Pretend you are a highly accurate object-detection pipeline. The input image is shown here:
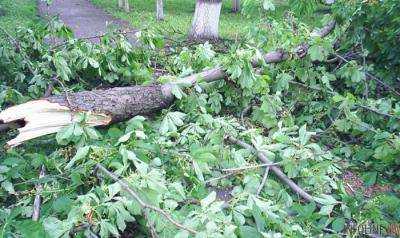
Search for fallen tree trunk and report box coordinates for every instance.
[0,21,336,147]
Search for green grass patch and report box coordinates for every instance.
[91,0,275,39]
[0,0,41,33]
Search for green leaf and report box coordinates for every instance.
[201,191,216,208]
[43,217,71,238]
[56,125,74,145]
[66,146,90,169]
[16,220,48,238]
[159,111,186,134]
[319,205,335,215]
[192,160,204,182]
[362,171,377,187]
[276,73,292,91]
[299,124,314,145]
[52,196,72,214]
[88,58,99,68]
[263,0,275,11]
[175,230,189,238]
[1,181,15,194]
[171,84,185,99]
[309,45,326,61]
[331,217,345,232]
[85,127,100,140]
[108,182,121,199]
[238,226,261,238]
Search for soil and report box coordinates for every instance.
[37,0,137,44]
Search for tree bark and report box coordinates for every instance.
[123,0,130,12]
[156,0,164,21]
[189,0,222,41]
[232,0,240,13]
[118,0,123,8]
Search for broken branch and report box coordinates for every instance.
[32,165,46,221]
[226,136,318,205]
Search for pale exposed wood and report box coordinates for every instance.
[0,100,111,147]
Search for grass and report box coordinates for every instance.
[91,0,269,39]
[0,0,41,33]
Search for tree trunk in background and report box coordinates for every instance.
[118,0,123,9]
[123,0,130,12]
[188,0,222,41]
[156,0,164,21]
[232,0,240,13]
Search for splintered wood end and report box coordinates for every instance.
[0,100,112,147]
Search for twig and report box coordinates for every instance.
[51,30,137,49]
[222,162,280,172]
[143,209,159,238]
[32,165,46,221]
[205,172,238,184]
[51,76,73,108]
[289,80,400,120]
[95,164,197,234]
[206,162,280,184]
[43,81,54,98]
[334,53,400,97]
[226,136,318,205]
[256,167,270,196]
[240,105,252,124]
[357,104,400,120]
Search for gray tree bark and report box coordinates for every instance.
[156,0,164,21]
[47,85,173,123]
[123,0,130,12]
[232,0,240,13]
[118,0,130,12]
[189,0,222,40]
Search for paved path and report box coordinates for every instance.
[38,0,137,44]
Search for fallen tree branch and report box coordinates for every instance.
[95,163,197,235]
[0,21,336,147]
[222,162,280,172]
[32,165,46,221]
[226,136,318,205]
[256,167,270,196]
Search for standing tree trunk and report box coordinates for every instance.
[232,0,240,13]
[188,0,222,41]
[118,0,130,12]
[156,0,164,21]
[123,0,130,12]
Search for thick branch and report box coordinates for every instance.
[226,136,318,205]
